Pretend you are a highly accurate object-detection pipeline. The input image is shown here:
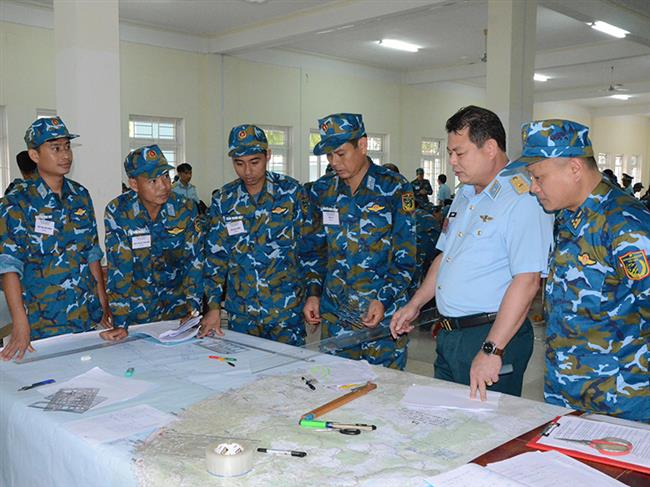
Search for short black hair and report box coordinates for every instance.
[16,151,37,176]
[445,105,506,152]
[382,163,400,174]
[177,163,192,173]
[437,174,447,184]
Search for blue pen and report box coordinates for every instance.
[18,379,55,391]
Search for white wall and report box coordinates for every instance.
[533,101,592,128]
[591,115,650,186]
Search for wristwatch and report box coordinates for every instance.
[481,341,504,357]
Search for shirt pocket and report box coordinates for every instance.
[360,208,392,254]
[156,232,187,287]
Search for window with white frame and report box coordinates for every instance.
[308,130,329,181]
[421,138,445,203]
[367,133,387,164]
[597,152,642,183]
[0,107,9,195]
[128,116,184,178]
[259,125,290,175]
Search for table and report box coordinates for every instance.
[2,325,571,486]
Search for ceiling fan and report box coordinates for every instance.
[602,65,629,93]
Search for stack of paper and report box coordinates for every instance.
[425,450,626,486]
[401,384,501,412]
[133,316,201,343]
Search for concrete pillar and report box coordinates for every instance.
[54,0,122,250]
[486,0,537,158]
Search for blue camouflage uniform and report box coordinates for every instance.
[306,113,417,369]
[519,120,650,421]
[411,172,433,208]
[435,162,554,395]
[204,125,313,346]
[412,207,440,291]
[0,117,103,339]
[104,145,203,328]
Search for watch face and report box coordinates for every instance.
[482,342,495,354]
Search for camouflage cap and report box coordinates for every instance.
[313,113,366,155]
[24,116,79,149]
[515,119,593,165]
[124,144,174,179]
[228,124,268,157]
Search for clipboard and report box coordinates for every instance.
[526,415,650,475]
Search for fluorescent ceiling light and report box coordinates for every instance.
[610,94,631,100]
[534,73,550,82]
[377,39,420,53]
[589,21,629,39]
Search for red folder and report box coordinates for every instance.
[526,416,650,475]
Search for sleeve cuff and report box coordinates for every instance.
[0,254,24,278]
[307,283,322,297]
[87,244,104,263]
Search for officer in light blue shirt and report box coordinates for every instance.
[391,106,553,400]
[171,163,200,203]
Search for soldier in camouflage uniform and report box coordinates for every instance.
[303,113,416,369]
[0,117,111,360]
[201,125,313,346]
[522,119,649,422]
[411,168,433,208]
[103,145,203,340]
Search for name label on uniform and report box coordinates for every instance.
[35,217,55,236]
[322,208,340,226]
[226,219,246,236]
[132,234,151,249]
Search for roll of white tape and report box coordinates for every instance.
[205,441,253,477]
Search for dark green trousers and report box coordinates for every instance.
[434,319,534,396]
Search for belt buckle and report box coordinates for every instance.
[439,318,452,331]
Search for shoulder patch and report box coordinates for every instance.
[509,175,529,195]
[402,192,415,213]
[619,250,649,280]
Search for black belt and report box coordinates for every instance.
[437,312,498,331]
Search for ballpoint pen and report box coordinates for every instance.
[299,419,377,432]
[18,379,55,391]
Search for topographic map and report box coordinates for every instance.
[135,364,567,486]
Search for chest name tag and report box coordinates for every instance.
[322,210,340,226]
[132,234,151,249]
[226,219,246,236]
[35,217,55,236]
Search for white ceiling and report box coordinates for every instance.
[12,0,650,113]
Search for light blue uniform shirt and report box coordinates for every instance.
[437,183,451,205]
[172,181,200,203]
[435,166,553,317]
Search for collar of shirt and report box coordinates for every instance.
[557,179,611,236]
[130,191,176,221]
[236,171,276,205]
[32,176,77,203]
[335,160,378,197]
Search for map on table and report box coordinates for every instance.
[134,366,567,486]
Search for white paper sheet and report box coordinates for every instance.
[537,414,650,469]
[487,450,626,486]
[38,367,155,411]
[401,384,501,412]
[64,404,176,445]
[307,360,377,390]
[424,463,525,487]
